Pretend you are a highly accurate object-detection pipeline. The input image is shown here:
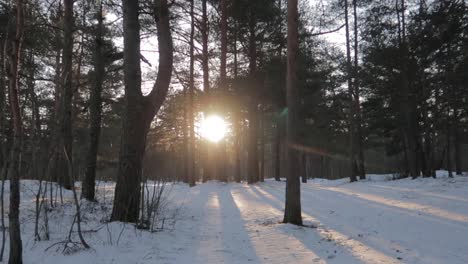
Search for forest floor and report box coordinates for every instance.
[5,170,468,263]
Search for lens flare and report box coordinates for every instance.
[200,115,227,142]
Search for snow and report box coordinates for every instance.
[3,171,468,263]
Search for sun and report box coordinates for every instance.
[200,115,227,143]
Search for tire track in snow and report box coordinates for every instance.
[249,185,401,264]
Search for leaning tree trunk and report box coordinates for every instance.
[7,0,24,262]
[111,0,173,223]
[83,2,105,201]
[283,0,302,226]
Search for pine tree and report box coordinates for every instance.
[283,0,302,226]
[111,0,173,223]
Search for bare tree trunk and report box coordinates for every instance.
[274,123,281,181]
[447,120,453,178]
[283,0,302,225]
[0,27,6,170]
[182,80,189,183]
[83,2,105,201]
[259,114,265,182]
[454,126,462,175]
[56,0,75,190]
[218,0,228,182]
[233,27,241,183]
[49,4,62,183]
[247,15,259,184]
[188,0,196,187]
[353,0,365,180]
[0,162,6,261]
[345,0,357,182]
[301,153,307,183]
[111,0,173,223]
[397,0,419,178]
[201,0,212,182]
[7,0,24,262]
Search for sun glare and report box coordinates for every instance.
[200,115,227,143]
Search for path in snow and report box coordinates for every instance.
[169,177,468,264]
[17,175,468,264]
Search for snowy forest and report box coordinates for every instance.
[0,0,467,263]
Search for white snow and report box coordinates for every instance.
[3,171,468,263]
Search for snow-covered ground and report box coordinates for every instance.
[5,171,468,263]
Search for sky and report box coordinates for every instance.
[105,0,349,95]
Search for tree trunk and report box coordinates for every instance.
[233,27,241,183]
[247,15,259,184]
[274,123,281,181]
[49,5,62,184]
[397,0,419,178]
[345,0,358,182]
[301,153,307,183]
[111,0,173,223]
[182,81,189,183]
[188,0,196,187]
[0,26,6,170]
[447,120,453,178]
[454,126,462,175]
[83,2,105,201]
[259,114,265,182]
[283,0,302,225]
[201,0,212,182]
[57,0,74,190]
[353,0,365,180]
[7,0,24,262]
[217,0,228,182]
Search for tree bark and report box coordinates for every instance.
[0,26,6,170]
[218,0,228,182]
[188,0,196,187]
[201,0,213,182]
[353,0,366,180]
[247,14,259,184]
[274,123,281,181]
[111,0,173,223]
[7,0,24,262]
[301,153,307,183]
[454,126,462,175]
[259,114,265,182]
[233,27,241,183]
[182,78,189,183]
[345,0,358,182]
[283,0,302,225]
[447,119,453,178]
[57,0,74,189]
[49,4,62,184]
[397,0,419,178]
[83,2,105,201]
